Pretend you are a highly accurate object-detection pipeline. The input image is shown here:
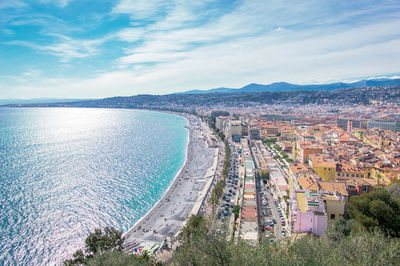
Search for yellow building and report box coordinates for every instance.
[313,161,337,180]
[336,164,365,179]
[279,127,295,141]
[369,165,392,184]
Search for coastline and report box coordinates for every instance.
[122,112,190,239]
[123,112,218,253]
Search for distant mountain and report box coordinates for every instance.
[7,85,400,109]
[0,98,89,105]
[178,78,400,94]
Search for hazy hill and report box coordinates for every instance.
[178,78,400,94]
[0,98,89,105]
[5,85,399,109]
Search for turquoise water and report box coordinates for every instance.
[0,108,188,265]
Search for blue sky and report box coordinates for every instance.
[1,0,400,99]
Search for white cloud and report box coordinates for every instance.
[111,0,167,19]
[117,28,145,42]
[0,1,27,9]
[2,0,400,98]
[7,34,108,62]
[119,51,185,65]
[38,0,72,8]
[1,28,14,35]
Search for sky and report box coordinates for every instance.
[1,0,400,99]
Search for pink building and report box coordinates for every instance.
[291,190,328,236]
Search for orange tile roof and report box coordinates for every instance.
[314,161,337,168]
[290,163,309,174]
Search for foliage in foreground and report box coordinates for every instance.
[170,226,400,266]
[65,216,400,266]
[65,227,126,265]
[85,250,153,266]
[65,177,400,265]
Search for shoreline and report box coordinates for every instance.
[123,112,218,253]
[122,112,191,239]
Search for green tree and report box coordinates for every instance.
[325,218,362,242]
[209,180,225,215]
[64,227,125,265]
[180,215,207,241]
[387,182,400,199]
[232,205,240,220]
[85,227,125,255]
[171,227,400,265]
[85,250,151,266]
[347,190,400,237]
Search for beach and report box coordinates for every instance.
[123,113,219,253]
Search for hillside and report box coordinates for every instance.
[178,78,400,94]
[5,85,399,109]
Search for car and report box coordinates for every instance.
[281,232,285,237]
[272,218,276,224]
[223,210,229,216]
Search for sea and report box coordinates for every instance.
[0,108,188,265]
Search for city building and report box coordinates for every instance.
[367,119,400,131]
[291,190,328,236]
[249,127,261,140]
